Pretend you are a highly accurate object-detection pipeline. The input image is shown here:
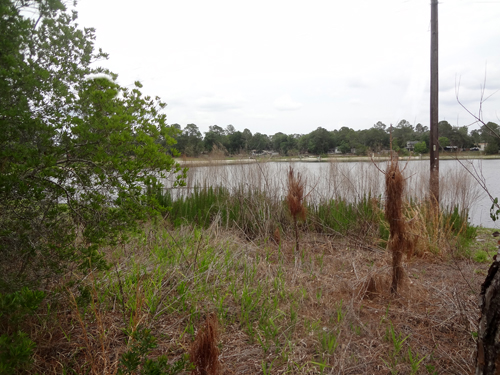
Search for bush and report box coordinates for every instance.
[413,141,428,154]
[118,327,191,375]
[0,288,45,374]
[485,142,499,155]
[0,0,185,293]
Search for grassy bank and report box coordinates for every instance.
[4,156,496,374]
[11,216,497,374]
[4,179,496,374]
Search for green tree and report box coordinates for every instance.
[480,122,500,152]
[485,142,499,155]
[0,0,184,292]
[392,120,416,149]
[332,127,357,153]
[413,141,428,154]
[249,133,270,153]
[361,124,390,151]
[241,128,253,153]
[271,132,290,155]
[438,136,450,151]
[177,124,203,156]
[227,130,244,154]
[204,125,227,152]
[307,127,334,154]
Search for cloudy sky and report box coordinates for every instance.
[75,0,500,136]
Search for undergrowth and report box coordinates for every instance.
[1,218,483,374]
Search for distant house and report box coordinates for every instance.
[444,145,458,152]
[332,147,343,154]
[406,141,419,151]
[478,143,488,151]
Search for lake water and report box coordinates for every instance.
[172,159,500,228]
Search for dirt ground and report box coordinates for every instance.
[215,233,493,374]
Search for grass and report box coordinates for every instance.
[17,215,487,374]
[7,160,492,374]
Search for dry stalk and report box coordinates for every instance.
[287,167,307,267]
[385,154,413,294]
[190,313,221,375]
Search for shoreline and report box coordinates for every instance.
[175,154,500,166]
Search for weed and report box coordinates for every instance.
[407,347,428,375]
[385,323,409,357]
[473,250,490,263]
[320,329,340,354]
[118,327,191,375]
[311,355,331,374]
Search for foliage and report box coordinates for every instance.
[118,327,191,375]
[413,141,428,154]
[485,142,499,155]
[169,117,494,156]
[308,196,381,238]
[0,0,185,292]
[438,137,450,151]
[0,288,46,374]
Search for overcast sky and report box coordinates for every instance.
[75,0,500,136]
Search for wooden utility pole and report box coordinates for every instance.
[430,0,439,206]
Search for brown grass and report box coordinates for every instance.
[287,167,307,265]
[24,223,486,375]
[385,155,414,294]
[190,313,221,375]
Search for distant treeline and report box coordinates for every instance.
[168,120,500,157]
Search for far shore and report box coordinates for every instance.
[175,153,500,166]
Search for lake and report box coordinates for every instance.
[170,159,500,228]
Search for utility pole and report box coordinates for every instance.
[430,0,439,206]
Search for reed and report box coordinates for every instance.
[384,155,413,294]
[286,167,307,266]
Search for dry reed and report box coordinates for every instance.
[190,313,221,375]
[385,155,413,294]
[286,167,306,265]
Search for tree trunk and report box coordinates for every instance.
[476,256,500,374]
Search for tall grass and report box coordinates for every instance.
[156,159,479,256]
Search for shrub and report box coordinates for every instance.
[0,288,45,374]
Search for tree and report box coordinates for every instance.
[413,141,428,154]
[480,122,500,154]
[392,120,416,149]
[241,128,253,153]
[227,130,244,154]
[177,124,203,156]
[415,123,428,134]
[0,0,184,292]
[307,127,334,155]
[249,133,270,153]
[438,136,450,151]
[204,125,227,152]
[362,125,390,151]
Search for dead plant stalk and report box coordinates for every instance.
[385,154,411,294]
[287,167,306,267]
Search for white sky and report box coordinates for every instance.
[75,0,500,136]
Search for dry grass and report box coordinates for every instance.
[287,167,307,264]
[24,220,486,375]
[384,155,414,294]
[190,314,221,375]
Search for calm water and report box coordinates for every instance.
[174,159,500,228]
